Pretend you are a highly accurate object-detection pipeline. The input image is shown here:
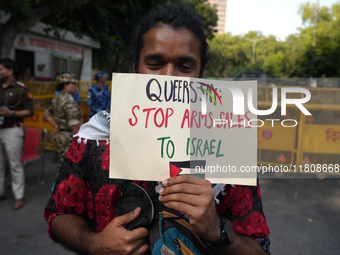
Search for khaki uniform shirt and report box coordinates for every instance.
[45,91,83,130]
[0,79,34,124]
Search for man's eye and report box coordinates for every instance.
[178,65,193,71]
[147,63,163,69]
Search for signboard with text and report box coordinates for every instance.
[110,73,258,185]
[15,33,83,59]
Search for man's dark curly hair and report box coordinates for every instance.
[131,4,209,78]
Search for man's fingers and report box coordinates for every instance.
[118,237,149,254]
[115,207,141,226]
[134,243,149,255]
[163,200,193,212]
[159,183,213,196]
[162,175,211,187]
[159,192,212,207]
[113,208,149,240]
[130,227,149,240]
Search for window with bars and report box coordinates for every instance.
[52,56,82,79]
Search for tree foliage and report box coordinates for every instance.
[297,2,340,77]
[205,31,286,78]
[0,0,217,74]
[205,1,340,78]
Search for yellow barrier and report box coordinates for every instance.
[257,86,340,176]
[257,121,296,166]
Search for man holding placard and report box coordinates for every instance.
[44,5,270,255]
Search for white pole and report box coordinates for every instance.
[244,37,266,64]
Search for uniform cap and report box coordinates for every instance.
[95,71,108,80]
[56,73,77,84]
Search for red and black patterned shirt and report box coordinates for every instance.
[44,137,270,254]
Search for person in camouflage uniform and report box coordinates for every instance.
[45,73,83,168]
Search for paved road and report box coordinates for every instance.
[1,151,339,254]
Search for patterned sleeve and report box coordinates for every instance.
[44,137,128,242]
[44,137,90,242]
[216,180,271,254]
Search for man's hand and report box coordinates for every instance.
[51,207,149,255]
[158,175,221,242]
[91,207,149,255]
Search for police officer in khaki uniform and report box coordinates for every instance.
[45,73,83,169]
[0,58,34,210]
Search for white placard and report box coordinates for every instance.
[110,73,258,186]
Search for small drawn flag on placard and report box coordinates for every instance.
[169,160,206,179]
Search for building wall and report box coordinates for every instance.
[14,32,95,81]
[208,0,227,34]
[0,15,100,81]
[13,32,85,80]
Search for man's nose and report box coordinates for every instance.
[161,64,177,76]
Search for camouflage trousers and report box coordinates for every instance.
[55,131,74,169]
